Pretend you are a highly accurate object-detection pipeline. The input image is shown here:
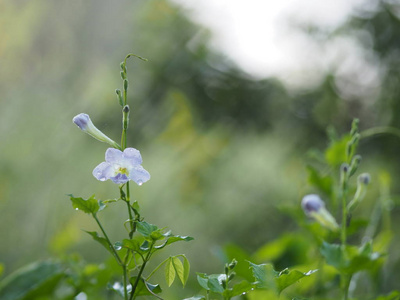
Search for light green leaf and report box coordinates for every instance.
[172,256,185,286]
[68,194,100,215]
[196,273,210,291]
[324,134,351,166]
[84,231,112,254]
[165,258,176,287]
[0,264,4,277]
[136,221,164,241]
[0,261,64,300]
[182,255,190,286]
[183,296,206,300]
[155,235,194,249]
[320,241,383,275]
[374,291,400,300]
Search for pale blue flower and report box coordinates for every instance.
[93,148,150,185]
[73,113,120,149]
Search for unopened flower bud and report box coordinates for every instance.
[358,173,370,185]
[123,79,128,91]
[123,105,130,113]
[350,118,359,136]
[228,272,236,281]
[115,89,123,106]
[120,71,126,80]
[301,194,339,231]
[349,155,362,177]
[228,259,237,270]
[73,113,120,149]
[120,62,127,73]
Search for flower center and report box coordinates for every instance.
[118,167,129,175]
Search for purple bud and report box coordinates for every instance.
[301,194,324,216]
[73,113,90,130]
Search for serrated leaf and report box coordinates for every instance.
[84,231,112,254]
[0,261,64,300]
[68,194,100,214]
[136,221,161,240]
[249,262,317,294]
[172,257,185,286]
[165,258,176,287]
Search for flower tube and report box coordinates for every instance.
[73,113,120,149]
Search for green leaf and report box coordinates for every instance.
[374,291,400,300]
[324,134,351,166]
[130,276,162,297]
[183,296,206,300]
[68,194,100,215]
[122,238,143,252]
[0,264,4,277]
[155,235,194,249]
[306,165,333,197]
[320,241,383,274]
[136,221,163,240]
[165,257,176,287]
[207,274,225,294]
[196,273,210,291]
[249,262,317,294]
[84,231,112,254]
[182,255,190,286]
[223,280,254,298]
[172,257,185,286]
[0,261,64,300]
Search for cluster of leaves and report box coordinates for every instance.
[185,258,317,300]
[69,194,193,298]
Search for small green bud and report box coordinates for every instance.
[224,265,229,275]
[228,259,237,270]
[221,278,227,289]
[358,173,371,185]
[120,62,127,72]
[120,71,126,80]
[123,105,130,113]
[349,155,362,177]
[228,272,236,281]
[350,118,359,136]
[340,163,349,189]
[347,173,370,212]
[115,89,123,106]
[123,79,128,91]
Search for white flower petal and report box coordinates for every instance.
[93,162,114,181]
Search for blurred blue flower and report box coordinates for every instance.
[301,194,339,231]
[73,113,120,149]
[93,148,150,185]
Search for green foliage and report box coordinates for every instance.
[129,277,162,297]
[68,194,103,215]
[249,262,317,294]
[84,231,113,254]
[320,241,383,275]
[0,261,64,300]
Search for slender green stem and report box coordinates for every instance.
[93,214,123,265]
[130,243,154,300]
[341,274,352,300]
[145,257,170,281]
[360,126,400,140]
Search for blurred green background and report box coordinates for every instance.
[1,0,400,298]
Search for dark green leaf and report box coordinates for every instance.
[122,238,142,252]
[136,221,162,240]
[0,261,64,300]
[155,235,194,249]
[130,276,162,297]
[68,194,100,214]
[223,280,254,298]
[207,274,225,294]
[249,262,317,294]
[84,231,112,254]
